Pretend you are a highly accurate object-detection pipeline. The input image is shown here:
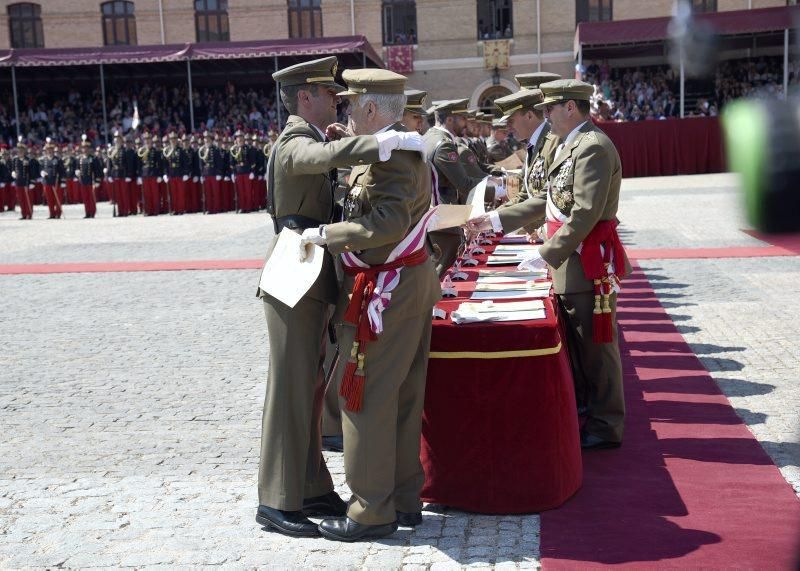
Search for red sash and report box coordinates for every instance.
[338,248,429,412]
[547,219,627,343]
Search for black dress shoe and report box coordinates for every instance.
[322,435,344,452]
[580,432,621,450]
[302,491,347,517]
[396,511,422,527]
[255,504,319,537]
[318,517,398,542]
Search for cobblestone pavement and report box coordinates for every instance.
[0,173,797,568]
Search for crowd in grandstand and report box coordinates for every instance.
[584,56,797,122]
[1,55,796,151]
[0,82,282,148]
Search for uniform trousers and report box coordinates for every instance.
[169,179,186,214]
[558,291,625,443]
[128,180,140,215]
[43,184,62,218]
[259,293,335,511]
[203,177,221,214]
[80,183,97,218]
[2,184,15,210]
[113,178,130,217]
[142,177,161,215]
[15,185,33,219]
[334,310,432,525]
[234,174,251,212]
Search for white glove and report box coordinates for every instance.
[107,177,113,183]
[375,130,425,161]
[40,170,47,178]
[28,184,35,189]
[182,175,189,182]
[298,226,327,261]
[163,175,169,183]
[103,167,108,174]
[60,183,66,188]
[156,176,162,183]
[466,213,494,234]
[259,175,264,180]
[517,248,547,272]
[136,177,143,185]
[11,171,17,179]
[74,169,80,177]
[125,177,132,183]
[193,176,199,183]
[248,173,255,180]
[215,175,222,181]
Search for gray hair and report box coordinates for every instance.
[356,93,406,122]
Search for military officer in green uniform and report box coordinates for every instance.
[468,79,630,449]
[424,99,488,275]
[402,89,429,134]
[256,56,424,538]
[296,68,440,542]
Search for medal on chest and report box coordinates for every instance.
[551,158,575,214]
[344,185,363,219]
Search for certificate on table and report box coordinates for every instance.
[259,228,324,308]
[429,204,473,231]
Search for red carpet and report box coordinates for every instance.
[540,267,800,569]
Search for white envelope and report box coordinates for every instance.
[259,228,324,308]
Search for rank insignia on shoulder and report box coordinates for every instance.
[468,155,476,164]
[446,151,458,162]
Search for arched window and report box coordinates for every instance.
[8,3,44,48]
[102,1,137,46]
[382,0,416,46]
[288,0,322,39]
[196,0,229,42]
[576,0,612,24]
[477,0,513,40]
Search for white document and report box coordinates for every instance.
[470,289,550,300]
[486,255,525,265]
[473,281,551,293]
[451,300,546,323]
[259,228,324,308]
[428,204,473,231]
[478,268,548,279]
[477,275,542,284]
[494,244,537,253]
[468,177,489,219]
[499,234,530,244]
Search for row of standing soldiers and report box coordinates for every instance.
[0,130,277,219]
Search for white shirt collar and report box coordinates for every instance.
[374,123,395,135]
[528,122,547,149]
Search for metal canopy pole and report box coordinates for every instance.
[187,59,195,132]
[274,55,282,127]
[679,43,685,118]
[536,0,542,72]
[100,64,109,144]
[11,66,21,140]
[784,28,790,100]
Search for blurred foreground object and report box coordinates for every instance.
[722,99,800,234]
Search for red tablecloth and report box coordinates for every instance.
[597,116,725,178]
[420,241,583,514]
